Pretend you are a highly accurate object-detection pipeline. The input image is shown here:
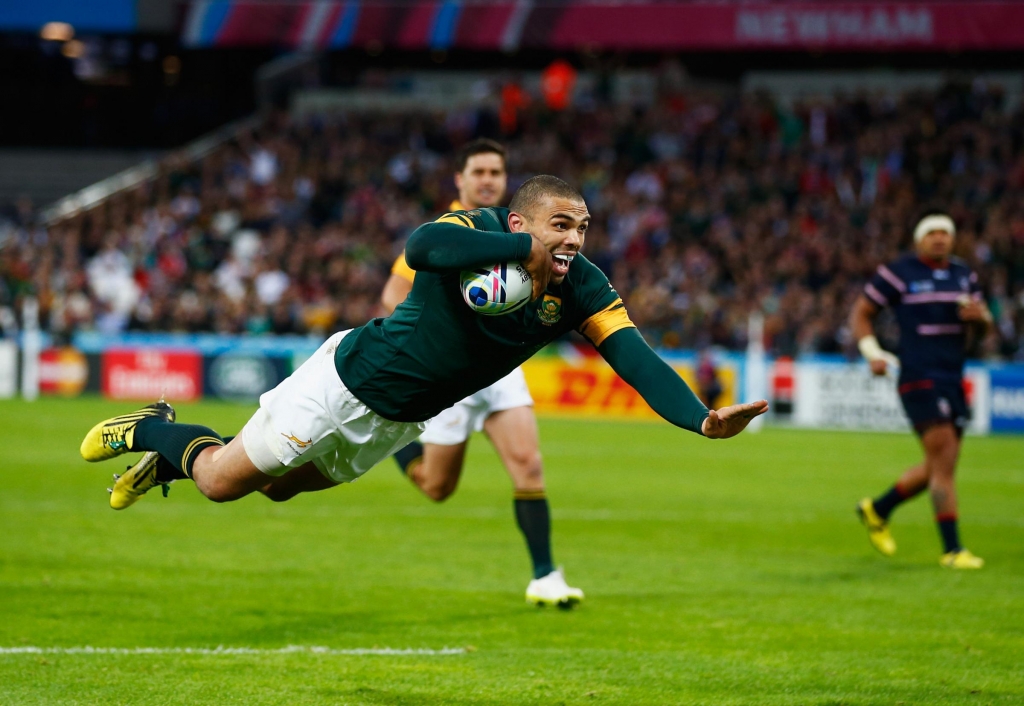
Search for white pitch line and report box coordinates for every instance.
[0,646,467,656]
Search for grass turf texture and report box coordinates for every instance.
[1,398,1021,705]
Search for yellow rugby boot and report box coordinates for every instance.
[856,498,896,556]
[80,401,175,462]
[109,452,171,510]
[940,549,984,570]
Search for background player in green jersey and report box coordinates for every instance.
[81,176,768,581]
[382,139,583,607]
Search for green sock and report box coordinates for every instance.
[514,493,554,579]
[132,418,225,479]
[393,441,424,475]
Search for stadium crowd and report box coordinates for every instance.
[2,78,1023,360]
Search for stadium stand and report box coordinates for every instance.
[1,79,1022,360]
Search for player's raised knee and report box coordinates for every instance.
[420,477,457,502]
[194,474,247,503]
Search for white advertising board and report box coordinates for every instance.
[792,363,989,435]
[0,340,16,398]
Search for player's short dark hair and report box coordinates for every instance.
[455,138,507,172]
[508,175,584,217]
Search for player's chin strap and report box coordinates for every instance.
[858,335,900,374]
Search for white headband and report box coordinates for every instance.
[914,215,956,243]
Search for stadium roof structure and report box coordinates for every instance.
[181,1,1024,52]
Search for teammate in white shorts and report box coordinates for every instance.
[381,139,581,607]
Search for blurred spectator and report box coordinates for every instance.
[696,350,724,408]
[541,59,577,111]
[500,79,529,135]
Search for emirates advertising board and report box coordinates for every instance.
[790,362,990,435]
[102,349,203,401]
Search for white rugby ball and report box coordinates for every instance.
[460,262,532,316]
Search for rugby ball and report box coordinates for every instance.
[460,262,532,315]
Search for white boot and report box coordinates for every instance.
[525,568,584,608]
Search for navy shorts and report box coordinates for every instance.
[898,378,969,437]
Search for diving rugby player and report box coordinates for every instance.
[82,177,768,589]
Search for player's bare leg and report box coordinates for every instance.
[892,463,928,498]
[920,423,960,516]
[485,405,544,493]
[259,462,340,502]
[484,406,544,493]
[920,423,979,565]
[916,423,981,567]
[409,442,468,502]
[484,406,582,607]
[190,436,283,502]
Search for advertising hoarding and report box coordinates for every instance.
[0,340,16,399]
[989,368,1024,434]
[102,349,203,401]
[791,362,990,435]
[521,350,736,421]
[39,347,88,397]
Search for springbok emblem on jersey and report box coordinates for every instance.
[538,295,562,325]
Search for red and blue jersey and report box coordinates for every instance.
[864,254,981,383]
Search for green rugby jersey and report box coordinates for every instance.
[335,207,633,423]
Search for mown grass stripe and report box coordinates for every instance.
[0,646,468,656]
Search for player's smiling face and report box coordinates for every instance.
[512,195,589,285]
[455,153,507,208]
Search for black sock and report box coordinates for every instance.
[393,441,424,475]
[514,493,554,579]
[132,417,224,479]
[873,485,911,521]
[154,456,187,482]
[937,514,961,553]
[152,435,235,482]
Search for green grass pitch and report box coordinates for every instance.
[1,398,1022,705]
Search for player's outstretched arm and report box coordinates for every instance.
[405,221,533,273]
[597,328,767,438]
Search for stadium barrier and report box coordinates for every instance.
[27,332,324,403]
[520,345,739,420]
[5,333,1024,435]
[0,340,16,398]
[781,359,991,435]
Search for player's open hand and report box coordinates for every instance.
[701,400,769,439]
[523,234,553,300]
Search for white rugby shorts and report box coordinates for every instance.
[241,330,426,484]
[419,367,534,446]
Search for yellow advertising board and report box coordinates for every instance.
[521,353,735,420]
